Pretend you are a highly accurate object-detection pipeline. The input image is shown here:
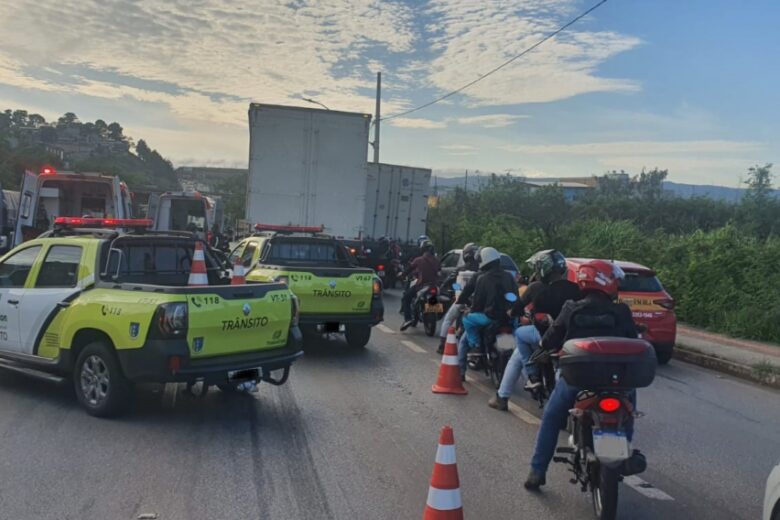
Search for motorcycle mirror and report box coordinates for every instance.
[504,292,518,303]
[452,282,462,291]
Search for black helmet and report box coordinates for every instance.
[419,239,435,254]
[462,242,479,264]
[526,249,567,282]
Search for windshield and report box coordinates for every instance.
[266,239,350,266]
[168,198,206,232]
[619,271,664,292]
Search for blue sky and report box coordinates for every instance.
[0,0,777,186]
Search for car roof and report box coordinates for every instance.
[567,257,655,275]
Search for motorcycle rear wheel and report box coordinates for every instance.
[423,313,437,336]
[591,465,619,520]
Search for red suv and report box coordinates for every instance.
[566,258,676,364]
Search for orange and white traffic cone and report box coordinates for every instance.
[188,241,209,287]
[231,257,246,285]
[423,425,464,520]
[432,327,467,395]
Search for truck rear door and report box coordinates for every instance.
[146,193,160,230]
[15,171,39,246]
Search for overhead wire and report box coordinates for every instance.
[380,0,609,122]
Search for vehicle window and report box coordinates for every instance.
[619,272,663,292]
[240,243,257,268]
[170,198,206,232]
[104,241,219,286]
[20,192,32,219]
[35,246,82,288]
[0,246,42,288]
[440,252,459,268]
[228,243,246,265]
[268,240,347,265]
[500,254,518,272]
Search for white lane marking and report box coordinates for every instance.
[377,324,395,334]
[623,475,675,501]
[402,340,426,353]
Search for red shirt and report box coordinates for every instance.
[411,253,440,285]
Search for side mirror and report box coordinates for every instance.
[504,292,518,303]
[452,282,462,291]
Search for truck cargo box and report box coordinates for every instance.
[363,163,431,243]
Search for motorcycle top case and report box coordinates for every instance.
[558,337,657,390]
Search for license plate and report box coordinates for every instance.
[425,303,444,313]
[228,368,260,382]
[377,271,385,277]
[592,430,629,461]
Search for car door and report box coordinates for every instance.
[17,244,84,356]
[0,245,43,352]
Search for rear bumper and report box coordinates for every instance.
[117,326,304,383]
[298,298,384,327]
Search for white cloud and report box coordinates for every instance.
[454,114,527,128]
[440,144,476,151]
[389,117,448,129]
[502,140,762,156]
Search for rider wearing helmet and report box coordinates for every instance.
[488,249,581,411]
[524,259,643,490]
[456,247,518,378]
[400,240,441,331]
[436,242,480,353]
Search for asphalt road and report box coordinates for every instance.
[0,289,778,520]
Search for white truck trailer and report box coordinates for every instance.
[363,163,431,243]
[246,104,371,239]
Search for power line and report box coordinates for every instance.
[381,0,609,122]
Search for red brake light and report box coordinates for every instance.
[653,298,675,310]
[168,355,181,373]
[373,279,382,295]
[54,217,153,228]
[377,264,385,271]
[40,165,56,175]
[430,286,438,295]
[254,223,324,233]
[598,397,621,413]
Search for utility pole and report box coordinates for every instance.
[372,72,381,164]
[464,169,468,192]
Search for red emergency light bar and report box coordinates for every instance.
[254,223,325,233]
[40,165,57,175]
[54,217,153,228]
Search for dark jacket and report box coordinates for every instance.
[541,295,638,351]
[470,266,519,320]
[408,253,440,286]
[511,279,582,333]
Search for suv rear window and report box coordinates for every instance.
[619,271,663,292]
[266,239,349,266]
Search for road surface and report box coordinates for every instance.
[0,290,777,519]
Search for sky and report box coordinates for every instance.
[0,0,777,187]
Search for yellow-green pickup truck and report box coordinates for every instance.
[230,226,384,348]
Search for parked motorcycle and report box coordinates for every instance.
[551,337,656,520]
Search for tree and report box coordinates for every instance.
[94,119,108,137]
[57,112,79,128]
[634,168,668,200]
[107,122,124,141]
[744,163,773,203]
[27,113,46,127]
[11,109,28,127]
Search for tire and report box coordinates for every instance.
[656,348,673,365]
[423,314,437,337]
[73,341,133,418]
[345,325,371,349]
[218,383,240,393]
[490,358,503,389]
[591,465,619,520]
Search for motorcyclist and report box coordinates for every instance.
[524,259,644,490]
[489,249,581,411]
[400,240,441,331]
[456,247,518,378]
[436,242,480,354]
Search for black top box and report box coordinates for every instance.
[558,337,657,390]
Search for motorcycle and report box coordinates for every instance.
[461,290,518,388]
[410,281,449,336]
[374,259,400,289]
[550,337,656,520]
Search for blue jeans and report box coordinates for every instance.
[498,325,541,399]
[530,377,636,475]
[439,303,462,338]
[457,312,493,374]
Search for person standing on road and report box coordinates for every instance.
[456,247,518,378]
[489,249,581,411]
[524,260,644,490]
[436,242,480,354]
[400,240,440,331]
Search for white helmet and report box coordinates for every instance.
[479,247,501,269]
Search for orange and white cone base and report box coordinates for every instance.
[231,258,246,285]
[188,241,209,287]
[423,426,464,520]
[432,327,467,395]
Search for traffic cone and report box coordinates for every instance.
[432,327,467,395]
[231,257,246,285]
[423,426,464,520]
[188,241,209,286]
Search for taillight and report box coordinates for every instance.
[290,295,300,327]
[653,298,675,310]
[377,264,385,271]
[373,279,382,296]
[430,286,438,295]
[152,302,188,338]
[598,397,622,413]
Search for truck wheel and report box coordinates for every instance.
[656,349,673,365]
[345,325,371,349]
[73,341,133,418]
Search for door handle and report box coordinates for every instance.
[7,299,19,305]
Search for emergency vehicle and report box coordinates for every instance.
[15,166,133,246]
[230,224,384,349]
[0,218,303,417]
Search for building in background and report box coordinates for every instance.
[175,166,247,194]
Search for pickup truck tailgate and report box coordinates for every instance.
[286,269,374,315]
[186,285,292,359]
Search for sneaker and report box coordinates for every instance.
[524,376,542,391]
[400,320,415,331]
[488,394,508,411]
[436,338,446,355]
[620,450,647,476]
[524,469,546,490]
